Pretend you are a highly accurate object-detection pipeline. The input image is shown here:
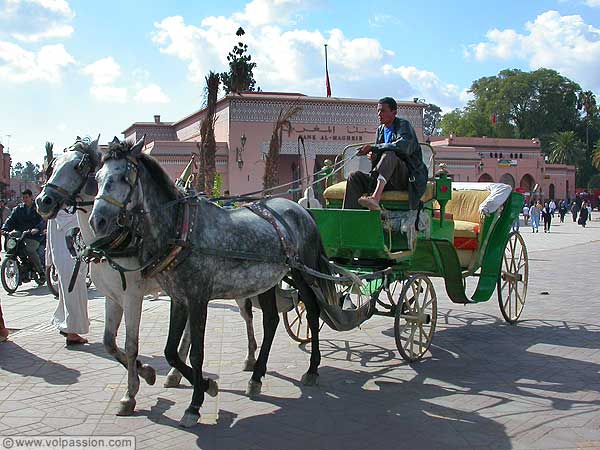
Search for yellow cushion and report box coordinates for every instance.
[434,190,490,224]
[324,180,436,203]
[453,220,480,239]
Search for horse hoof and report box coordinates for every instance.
[243,359,256,372]
[206,379,219,397]
[141,365,156,386]
[179,411,200,428]
[116,398,136,416]
[301,372,319,386]
[164,372,182,388]
[245,379,262,399]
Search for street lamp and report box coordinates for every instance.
[236,134,246,169]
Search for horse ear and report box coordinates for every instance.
[130,134,146,156]
[111,136,120,145]
[88,134,101,163]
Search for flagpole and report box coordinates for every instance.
[324,44,331,97]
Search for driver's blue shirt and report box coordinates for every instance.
[383,125,394,143]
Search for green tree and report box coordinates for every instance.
[263,105,301,189]
[423,103,442,137]
[11,162,24,178]
[588,173,600,190]
[21,161,41,182]
[220,27,257,94]
[549,131,585,166]
[592,139,600,170]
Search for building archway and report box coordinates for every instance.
[499,173,516,188]
[519,174,535,193]
[549,183,555,200]
[478,173,494,182]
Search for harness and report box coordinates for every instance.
[45,151,96,212]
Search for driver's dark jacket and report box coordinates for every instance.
[1,204,46,243]
[370,117,428,210]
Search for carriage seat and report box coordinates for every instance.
[323,180,436,207]
[435,189,491,251]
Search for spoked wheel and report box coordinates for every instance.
[46,265,59,298]
[283,300,325,344]
[1,258,20,294]
[377,280,404,307]
[394,274,437,362]
[85,263,93,288]
[497,231,528,324]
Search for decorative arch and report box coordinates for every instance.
[478,173,494,182]
[549,183,555,200]
[499,173,516,188]
[519,174,535,193]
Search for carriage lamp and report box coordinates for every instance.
[236,134,246,169]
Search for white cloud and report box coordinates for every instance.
[134,84,170,104]
[368,14,393,28]
[83,56,121,85]
[585,0,600,7]
[0,0,75,42]
[89,85,127,103]
[466,10,600,89]
[0,40,74,83]
[151,13,389,91]
[57,123,67,132]
[232,0,306,27]
[383,64,471,111]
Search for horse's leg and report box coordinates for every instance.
[293,270,322,386]
[103,299,128,369]
[237,298,257,371]
[164,300,193,385]
[164,318,191,388]
[179,299,217,428]
[246,288,279,398]
[118,292,156,416]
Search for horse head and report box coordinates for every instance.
[36,135,101,220]
[89,135,145,239]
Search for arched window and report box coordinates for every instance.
[499,173,516,188]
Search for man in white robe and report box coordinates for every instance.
[47,209,89,344]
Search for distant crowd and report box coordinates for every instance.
[515,197,593,233]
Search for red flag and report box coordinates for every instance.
[491,112,497,125]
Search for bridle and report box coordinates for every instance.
[95,155,141,225]
[44,150,97,211]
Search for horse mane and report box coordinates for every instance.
[138,153,183,200]
[102,140,183,201]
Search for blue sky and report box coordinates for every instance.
[1,0,599,165]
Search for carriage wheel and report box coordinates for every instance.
[378,280,404,307]
[283,300,324,344]
[394,274,437,362]
[46,265,59,298]
[497,231,528,324]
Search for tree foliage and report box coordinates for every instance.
[220,27,257,94]
[549,131,585,165]
[198,71,220,193]
[263,105,302,190]
[11,161,40,182]
[423,103,442,137]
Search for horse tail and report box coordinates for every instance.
[313,240,338,306]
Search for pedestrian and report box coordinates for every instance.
[542,202,552,233]
[571,202,579,222]
[530,202,541,233]
[0,199,9,228]
[588,202,592,221]
[578,201,589,228]
[549,199,556,217]
[559,200,567,223]
[47,209,89,345]
[522,204,530,225]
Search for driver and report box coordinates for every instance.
[342,97,428,211]
[2,190,47,279]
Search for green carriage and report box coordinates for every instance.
[283,143,529,362]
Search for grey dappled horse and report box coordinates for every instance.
[35,137,265,415]
[89,138,336,427]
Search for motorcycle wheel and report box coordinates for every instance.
[1,257,20,294]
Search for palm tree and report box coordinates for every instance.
[549,131,585,165]
[263,105,302,190]
[592,139,600,170]
[199,71,220,193]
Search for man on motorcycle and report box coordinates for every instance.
[1,189,46,282]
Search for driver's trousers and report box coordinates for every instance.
[23,238,42,273]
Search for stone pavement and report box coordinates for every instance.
[1,218,600,449]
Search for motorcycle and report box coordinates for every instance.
[1,230,46,294]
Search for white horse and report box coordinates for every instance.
[36,137,261,415]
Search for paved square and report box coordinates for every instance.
[1,218,600,449]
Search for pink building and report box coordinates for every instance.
[430,136,576,201]
[0,143,12,199]
[123,92,425,195]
